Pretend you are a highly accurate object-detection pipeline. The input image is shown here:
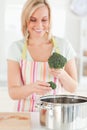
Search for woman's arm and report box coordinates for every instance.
[7,60,51,100]
[49,58,78,93]
[63,58,78,92]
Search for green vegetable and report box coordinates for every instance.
[48,52,67,69]
[48,81,56,89]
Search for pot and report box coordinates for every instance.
[37,95,87,130]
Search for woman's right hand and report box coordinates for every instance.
[30,80,52,95]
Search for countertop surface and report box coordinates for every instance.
[0,112,87,130]
[0,112,31,130]
[0,112,46,130]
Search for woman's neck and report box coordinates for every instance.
[28,37,49,46]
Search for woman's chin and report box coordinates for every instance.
[34,34,44,38]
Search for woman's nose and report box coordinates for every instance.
[36,21,43,28]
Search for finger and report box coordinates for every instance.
[36,88,52,95]
[37,81,50,87]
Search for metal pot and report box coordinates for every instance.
[37,95,87,130]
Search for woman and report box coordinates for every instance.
[7,0,78,112]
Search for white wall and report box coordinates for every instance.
[48,0,67,38]
[65,4,80,54]
[0,0,5,60]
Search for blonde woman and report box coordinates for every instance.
[7,0,78,112]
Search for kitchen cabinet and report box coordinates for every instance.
[79,17,87,85]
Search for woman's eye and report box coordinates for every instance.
[30,19,48,22]
[42,19,48,22]
[30,19,36,22]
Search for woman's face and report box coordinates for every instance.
[27,5,50,39]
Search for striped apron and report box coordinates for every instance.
[17,38,62,112]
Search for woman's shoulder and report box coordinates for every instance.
[53,36,76,60]
[53,36,67,45]
[53,36,68,50]
[7,39,25,62]
[10,39,24,50]
[53,36,73,49]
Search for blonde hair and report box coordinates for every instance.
[21,0,52,40]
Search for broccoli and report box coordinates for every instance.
[48,52,67,69]
[48,81,56,89]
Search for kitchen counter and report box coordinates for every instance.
[0,112,31,130]
[0,112,87,130]
[0,112,46,130]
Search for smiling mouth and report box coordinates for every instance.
[34,29,43,33]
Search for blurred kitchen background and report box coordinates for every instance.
[0,0,87,111]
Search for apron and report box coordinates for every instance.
[17,38,63,112]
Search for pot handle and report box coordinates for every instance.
[35,101,53,110]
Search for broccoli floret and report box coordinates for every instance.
[48,81,56,89]
[48,52,67,69]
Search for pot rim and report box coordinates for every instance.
[39,94,87,106]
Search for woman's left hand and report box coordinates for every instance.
[49,68,67,79]
[49,67,78,92]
